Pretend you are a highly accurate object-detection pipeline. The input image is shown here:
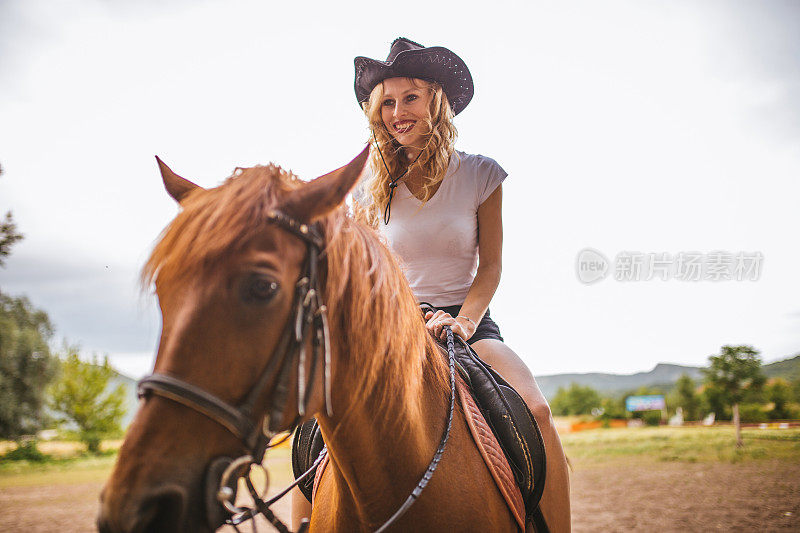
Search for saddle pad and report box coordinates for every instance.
[449,336,547,521]
[456,372,526,531]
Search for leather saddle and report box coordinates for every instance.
[448,333,548,529]
[292,314,548,529]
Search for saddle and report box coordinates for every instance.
[292,322,548,530]
[448,334,548,530]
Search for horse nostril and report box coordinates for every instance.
[136,486,186,533]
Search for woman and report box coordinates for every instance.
[294,38,570,532]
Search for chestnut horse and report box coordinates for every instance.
[97,149,520,532]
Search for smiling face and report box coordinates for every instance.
[380,77,434,151]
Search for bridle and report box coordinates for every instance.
[137,208,456,533]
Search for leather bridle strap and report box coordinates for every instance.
[137,209,329,459]
[137,307,299,454]
[137,373,254,441]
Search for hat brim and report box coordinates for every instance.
[354,46,473,115]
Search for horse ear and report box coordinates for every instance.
[282,146,369,222]
[156,156,203,203]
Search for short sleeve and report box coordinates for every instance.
[477,156,508,205]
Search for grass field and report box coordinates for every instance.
[1,425,799,531]
[562,425,800,464]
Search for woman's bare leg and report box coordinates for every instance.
[471,339,571,533]
[291,486,312,529]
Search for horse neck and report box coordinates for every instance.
[316,313,449,525]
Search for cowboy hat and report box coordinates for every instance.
[353,37,474,115]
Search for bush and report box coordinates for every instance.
[597,396,627,420]
[642,411,662,426]
[768,403,800,420]
[551,383,602,416]
[48,348,127,454]
[738,403,768,423]
[766,379,793,419]
[2,439,49,462]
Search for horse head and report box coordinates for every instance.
[97,148,368,533]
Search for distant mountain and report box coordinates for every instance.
[108,353,800,419]
[536,352,800,400]
[763,354,800,382]
[535,363,704,400]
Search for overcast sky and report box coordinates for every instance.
[1,0,798,379]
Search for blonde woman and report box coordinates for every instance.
[294,38,571,532]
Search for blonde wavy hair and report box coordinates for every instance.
[354,78,458,227]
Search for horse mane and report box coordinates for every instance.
[321,210,449,428]
[143,165,302,287]
[143,164,449,428]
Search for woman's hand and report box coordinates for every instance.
[424,310,476,341]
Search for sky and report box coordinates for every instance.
[1,0,798,379]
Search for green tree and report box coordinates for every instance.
[702,345,765,447]
[0,168,56,449]
[632,385,666,396]
[670,374,700,421]
[700,383,728,420]
[0,212,23,268]
[0,164,24,267]
[49,348,126,453]
[0,292,57,439]
[551,383,602,416]
[765,379,793,420]
[598,395,627,420]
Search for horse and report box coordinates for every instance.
[97,148,523,532]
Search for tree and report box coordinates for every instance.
[0,212,23,268]
[700,383,728,420]
[49,348,126,453]
[670,374,700,421]
[765,379,793,420]
[0,164,24,267]
[598,395,627,420]
[551,383,602,416]
[0,165,56,443]
[0,292,57,439]
[702,345,765,447]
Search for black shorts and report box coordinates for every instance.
[431,304,504,345]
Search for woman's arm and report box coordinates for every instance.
[460,184,503,323]
[427,184,503,340]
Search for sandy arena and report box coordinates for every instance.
[2,456,799,531]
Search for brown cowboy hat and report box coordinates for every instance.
[353,37,474,115]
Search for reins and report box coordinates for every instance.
[375,326,456,532]
[136,207,458,532]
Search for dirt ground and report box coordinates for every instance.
[569,459,799,532]
[2,457,799,532]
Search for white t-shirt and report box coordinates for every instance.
[359,150,507,307]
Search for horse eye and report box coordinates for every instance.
[245,277,279,303]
